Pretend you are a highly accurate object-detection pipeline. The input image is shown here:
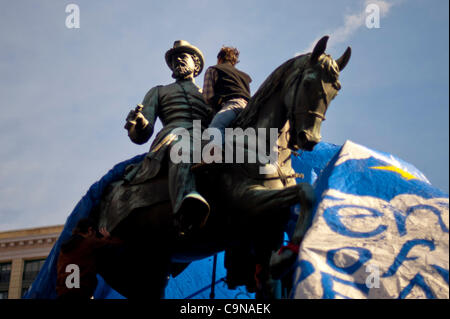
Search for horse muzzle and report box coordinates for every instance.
[297,130,321,151]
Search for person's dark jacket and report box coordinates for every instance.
[211,62,252,109]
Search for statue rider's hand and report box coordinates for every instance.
[125,110,148,130]
[125,109,136,122]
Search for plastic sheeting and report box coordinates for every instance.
[24,140,449,299]
[92,252,254,299]
[23,153,146,299]
[291,140,449,299]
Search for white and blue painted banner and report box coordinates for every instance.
[291,140,449,299]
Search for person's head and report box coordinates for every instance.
[165,40,204,79]
[217,46,240,66]
[72,218,97,238]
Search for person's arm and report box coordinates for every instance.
[202,67,217,106]
[126,86,160,145]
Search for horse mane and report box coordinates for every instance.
[234,53,310,128]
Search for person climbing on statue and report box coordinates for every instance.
[200,46,252,161]
[123,40,215,238]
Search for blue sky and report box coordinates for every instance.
[0,0,448,231]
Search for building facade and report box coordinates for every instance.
[0,225,63,299]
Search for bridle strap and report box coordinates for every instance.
[293,110,326,121]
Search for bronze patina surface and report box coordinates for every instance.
[96,37,351,299]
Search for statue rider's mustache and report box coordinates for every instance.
[175,62,192,74]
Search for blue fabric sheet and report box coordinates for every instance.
[291,141,449,299]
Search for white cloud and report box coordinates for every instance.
[299,0,397,55]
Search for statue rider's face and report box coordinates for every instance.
[171,52,196,79]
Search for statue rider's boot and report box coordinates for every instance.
[175,192,210,238]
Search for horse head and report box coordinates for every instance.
[284,36,351,151]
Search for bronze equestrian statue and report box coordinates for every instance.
[92,36,351,299]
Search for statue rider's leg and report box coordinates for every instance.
[168,160,210,236]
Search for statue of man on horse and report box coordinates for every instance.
[94,37,351,299]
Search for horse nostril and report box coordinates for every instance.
[304,141,317,151]
[298,131,319,151]
[297,131,311,150]
[298,131,307,144]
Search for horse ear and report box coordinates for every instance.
[310,35,329,65]
[336,46,352,71]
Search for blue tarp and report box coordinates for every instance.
[23,153,146,299]
[24,141,449,299]
[291,140,449,299]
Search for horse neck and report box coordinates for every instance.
[250,92,288,144]
[245,92,291,165]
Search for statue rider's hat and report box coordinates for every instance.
[165,40,205,77]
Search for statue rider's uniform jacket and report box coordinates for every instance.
[125,78,214,214]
